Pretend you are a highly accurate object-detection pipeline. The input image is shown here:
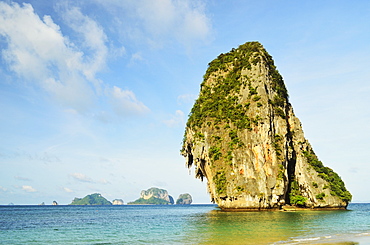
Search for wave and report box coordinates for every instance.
[274,232,370,244]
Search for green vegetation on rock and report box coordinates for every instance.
[289,181,307,206]
[183,42,288,151]
[209,146,222,161]
[187,43,256,131]
[303,150,352,202]
[70,193,112,205]
[213,170,227,195]
[316,193,326,201]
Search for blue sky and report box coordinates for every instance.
[1,0,370,205]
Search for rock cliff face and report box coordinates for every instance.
[181,42,351,210]
[140,187,174,204]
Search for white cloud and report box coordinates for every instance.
[163,110,185,127]
[129,52,145,66]
[63,187,74,193]
[14,176,32,181]
[110,45,126,59]
[177,94,196,105]
[174,1,212,46]
[61,6,108,84]
[98,178,110,185]
[22,185,37,192]
[0,2,149,118]
[94,0,212,48]
[110,86,150,116]
[70,173,94,183]
[0,186,7,192]
[135,0,177,36]
[0,2,104,112]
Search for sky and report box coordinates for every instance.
[1,0,370,205]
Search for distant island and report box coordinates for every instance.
[128,187,192,205]
[176,193,192,205]
[128,187,174,205]
[70,193,112,205]
[112,199,124,205]
[57,190,193,206]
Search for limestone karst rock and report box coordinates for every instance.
[176,193,193,205]
[181,41,352,210]
[140,187,174,204]
[128,187,174,205]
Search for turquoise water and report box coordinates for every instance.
[0,203,369,244]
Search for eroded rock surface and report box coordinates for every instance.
[181,42,351,210]
[140,187,174,204]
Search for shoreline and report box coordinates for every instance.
[279,232,370,245]
[217,205,348,212]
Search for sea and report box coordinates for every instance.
[0,203,369,244]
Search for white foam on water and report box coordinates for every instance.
[272,236,326,244]
[292,237,322,243]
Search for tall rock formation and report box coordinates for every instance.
[181,42,351,210]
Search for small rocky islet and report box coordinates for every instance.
[128,187,193,205]
[181,41,351,211]
[67,188,193,205]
